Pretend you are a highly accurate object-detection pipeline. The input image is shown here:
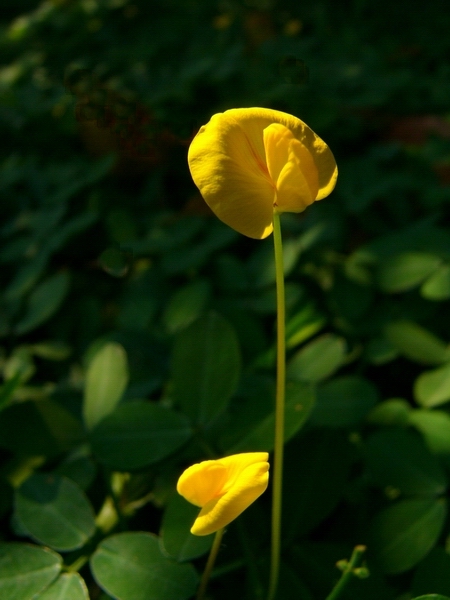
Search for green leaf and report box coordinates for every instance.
[377,252,441,293]
[38,572,89,599]
[385,321,450,365]
[287,334,346,382]
[366,398,411,426]
[228,381,315,453]
[412,547,450,598]
[160,494,213,562]
[15,474,96,552]
[421,264,450,300]
[15,272,70,335]
[91,532,198,600]
[83,342,129,430]
[414,363,450,407]
[408,410,450,453]
[365,337,399,365]
[311,376,378,427]
[171,313,241,425]
[0,543,61,600]
[364,428,447,496]
[371,498,447,573]
[162,280,211,334]
[90,401,192,470]
[285,304,326,350]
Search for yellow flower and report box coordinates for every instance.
[188,107,337,239]
[177,452,270,536]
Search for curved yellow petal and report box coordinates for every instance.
[263,123,318,213]
[188,107,337,239]
[218,452,269,492]
[188,112,274,239]
[220,108,337,201]
[177,461,227,508]
[190,459,270,536]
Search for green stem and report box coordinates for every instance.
[325,545,367,600]
[63,555,89,573]
[197,528,224,600]
[267,210,286,600]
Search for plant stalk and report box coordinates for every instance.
[267,210,286,600]
[197,528,225,600]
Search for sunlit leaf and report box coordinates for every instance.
[408,409,450,453]
[385,321,450,365]
[421,264,450,300]
[287,334,346,382]
[414,363,450,407]
[83,342,129,430]
[377,252,441,293]
[367,398,411,426]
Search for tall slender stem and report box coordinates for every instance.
[196,528,224,600]
[267,210,286,600]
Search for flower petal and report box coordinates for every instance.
[188,112,274,239]
[263,123,319,212]
[221,108,337,201]
[218,452,269,492]
[190,459,270,536]
[188,108,337,239]
[177,461,228,508]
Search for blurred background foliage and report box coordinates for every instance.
[1,0,450,598]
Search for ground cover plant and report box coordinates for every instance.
[1,0,450,598]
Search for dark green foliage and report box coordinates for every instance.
[1,0,450,598]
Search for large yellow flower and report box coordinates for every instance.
[177,452,269,536]
[188,107,337,239]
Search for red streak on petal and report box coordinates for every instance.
[240,129,276,189]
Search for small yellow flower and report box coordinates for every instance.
[177,452,270,536]
[188,107,337,239]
